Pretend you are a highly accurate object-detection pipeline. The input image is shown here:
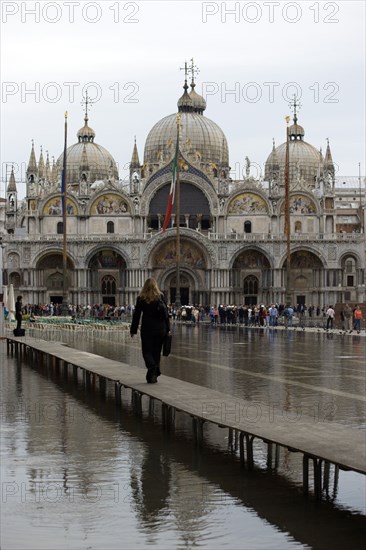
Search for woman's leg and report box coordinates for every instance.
[141,333,157,382]
[141,332,164,382]
[152,334,165,377]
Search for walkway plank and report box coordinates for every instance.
[8,336,366,476]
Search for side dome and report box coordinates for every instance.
[57,114,118,184]
[265,117,322,188]
[143,80,229,170]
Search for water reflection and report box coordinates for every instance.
[2,326,366,549]
[132,447,171,531]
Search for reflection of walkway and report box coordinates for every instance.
[7,335,366,501]
[3,348,365,550]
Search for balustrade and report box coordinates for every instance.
[3,231,363,243]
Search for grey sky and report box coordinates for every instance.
[1,0,365,198]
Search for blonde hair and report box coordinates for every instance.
[139,277,162,303]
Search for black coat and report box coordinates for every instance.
[130,296,170,336]
[15,300,22,318]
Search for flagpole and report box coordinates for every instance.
[284,116,291,307]
[61,111,68,316]
[175,113,181,309]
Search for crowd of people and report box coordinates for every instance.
[171,303,338,328]
[5,300,364,332]
[171,303,364,332]
[16,303,132,320]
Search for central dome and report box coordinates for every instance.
[143,81,229,169]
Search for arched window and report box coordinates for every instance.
[244,275,258,295]
[107,221,114,234]
[244,221,252,234]
[101,275,116,295]
[345,259,354,273]
[57,222,63,234]
[295,221,302,233]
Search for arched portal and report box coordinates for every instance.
[283,250,324,306]
[88,249,127,306]
[232,249,271,305]
[167,273,192,305]
[36,253,75,303]
[151,238,208,305]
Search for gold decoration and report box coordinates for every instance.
[228,193,268,214]
[90,194,129,215]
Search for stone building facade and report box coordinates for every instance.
[1,76,365,308]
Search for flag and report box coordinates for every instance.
[162,132,179,232]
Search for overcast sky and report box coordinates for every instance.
[1,0,365,198]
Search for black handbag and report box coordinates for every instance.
[162,334,172,356]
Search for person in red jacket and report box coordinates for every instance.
[353,305,363,334]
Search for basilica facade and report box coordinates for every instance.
[2,75,365,308]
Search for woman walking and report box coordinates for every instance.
[130,278,170,383]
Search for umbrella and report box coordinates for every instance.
[8,284,15,322]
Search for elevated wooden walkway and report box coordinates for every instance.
[6,335,366,500]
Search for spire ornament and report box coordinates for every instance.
[188,58,200,87]
[81,89,94,121]
[288,96,304,141]
[178,60,194,112]
[289,94,301,124]
[77,95,95,143]
[180,60,189,82]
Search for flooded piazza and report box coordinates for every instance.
[1,324,365,549]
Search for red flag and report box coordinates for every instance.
[162,133,179,232]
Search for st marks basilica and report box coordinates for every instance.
[1,70,365,309]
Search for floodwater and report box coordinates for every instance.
[1,324,365,549]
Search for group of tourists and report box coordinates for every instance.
[9,301,364,334]
[174,303,318,327]
[334,304,364,333]
[14,302,132,320]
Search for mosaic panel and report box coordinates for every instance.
[228,193,268,214]
[233,250,270,268]
[90,194,129,215]
[43,197,77,216]
[154,241,205,268]
[281,194,316,214]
